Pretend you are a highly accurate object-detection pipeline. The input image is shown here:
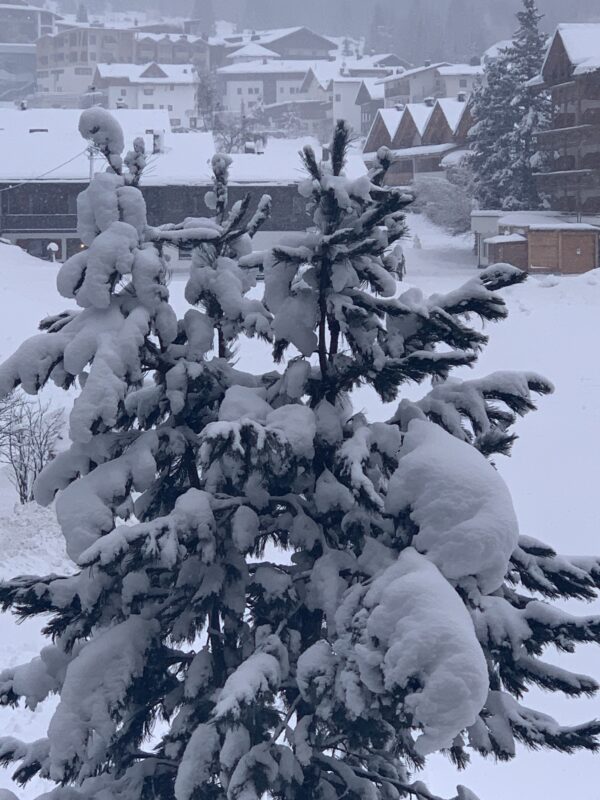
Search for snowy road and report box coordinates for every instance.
[0,214,599,800]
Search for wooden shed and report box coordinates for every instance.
[485,223,599,274]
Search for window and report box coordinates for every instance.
[69,32,77,46]
[171,118,181,126]
[459,78,468,88]
[142,103,155,109]
[89,34,96,44]
[168,104,173,111]
[335,93,341,102]
[74,67,92,75]
[237,87,243,95]
[39,56,48,65]
[69,52,78,62]
[169,84,175,91]
[143,88,154,95]
[120,88,127,96]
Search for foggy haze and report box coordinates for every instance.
[59,0,600,62]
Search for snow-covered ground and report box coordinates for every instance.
[0,214,599,800]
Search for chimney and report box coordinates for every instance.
[457,91,467,102]
[424,59,431,67]
[424,96,435,107]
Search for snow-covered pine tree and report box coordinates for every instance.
[1,117,600,800]
[469,0,551,210]
[501,0,552,210]
[468,46,520,210]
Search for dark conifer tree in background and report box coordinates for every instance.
[469,0,551,210]
[0,115,600,800]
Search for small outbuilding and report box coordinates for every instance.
[473,210,600,274]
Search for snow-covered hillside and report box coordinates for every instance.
[0,218,598,800]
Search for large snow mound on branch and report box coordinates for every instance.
[387,419,519,594]
[362,548,489,755]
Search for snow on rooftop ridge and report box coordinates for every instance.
[226,43,281,59]
[554,23,600,75]
[436,97,467,133]
[377,61,450,84]
[406,102,434,135]
[436,64,483,76]
[217,59,313,75]
[95,62,198,83]
[483,39,513,61]
[378,108,404,138]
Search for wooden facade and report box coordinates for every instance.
[534,26,600,214]
[0,181,313,262]
[487,226,599,274]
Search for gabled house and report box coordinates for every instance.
[379,62,481,107]
[93,62,198,128]
[134,32,209,71]
[222,27,336,61]
[390,103,432,148]
[379,62,449,106]
[217,59,308,114]
[531,23,600,214]
[363,108,403,153]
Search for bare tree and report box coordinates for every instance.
[0,393,64,504]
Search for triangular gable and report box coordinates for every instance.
[355,81,373,105]
[140,63,169,79]
[268,27,336,54]
[364,109,398,153]
[541,29,575,84]
[421,103,454,146]
[454,104,474,145]
[391,106,430,149]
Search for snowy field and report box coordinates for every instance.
[0,213,599,800]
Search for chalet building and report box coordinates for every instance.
[363,99,470,186]
[0,108,366,261]
[93,62,198,128]
[472,210,599,274]
[133,33,209,70]
[532,23,600,215]
[37,26,137,95]
[362,108,402,153]
[218,27,336,62]
[37,26,210,97]
[217,59,309,114]
[0,0,60,99]
[379,62,482,107]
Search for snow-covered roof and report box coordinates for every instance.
[364,142,455,161]
[0,108,172,182]
[134,32,205,44]
[548,23,600,76]
[484,234,527,245]
[436,64,483,76]
[95,63,197,84]
[222,26,336,51]
[361,77,385,100]
[0,118,366,186]
[483,40,512,61]
[378,108,404,138]
[498,210,591,228]
[529,223,599,232]
[436,98,467,133]
[406,103,433,135]
[377,62,450,85]
[226,43,281,60]
[217,59,311,76]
